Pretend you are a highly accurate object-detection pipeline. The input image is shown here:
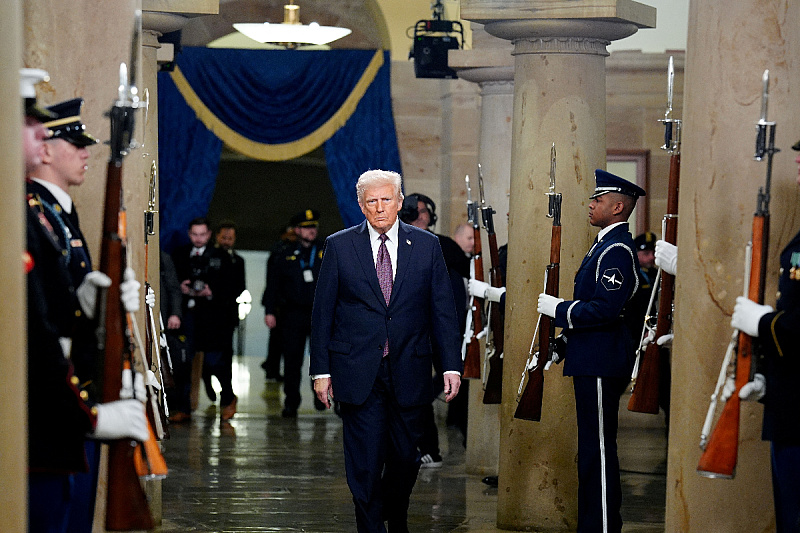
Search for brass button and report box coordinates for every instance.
[776,291,781,299]
[780,267,784,275]
[80,390,89,400]
[91,406,98,416]
[80,261,86,268]
[71,376,80,386]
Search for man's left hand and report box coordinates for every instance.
[443,373,461,402]
[537,294,563,318]
[731,296,773,337]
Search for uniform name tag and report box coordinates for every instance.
[303,269,314,283]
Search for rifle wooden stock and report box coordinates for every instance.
[629,152,680,414]
[515,224,561,421]
[99,161,156,531]
[697,214,768,478]
[463,227,484,379]
[514,262,559,421]
[482,231,505,404]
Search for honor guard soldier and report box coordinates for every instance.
[262,209,324,417]
[730,140,800,532]
[23,80,147,532]
[537,169,646,533]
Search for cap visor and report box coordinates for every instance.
[27,104,56,122]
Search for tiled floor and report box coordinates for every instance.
[155,354,667,532]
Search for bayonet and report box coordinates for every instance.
[658,56,682,154]
[546,143,561,224]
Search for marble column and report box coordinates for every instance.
[450,25,514,477]
[1,1,26,529]
[665,1,800,530]
[460,2,655,529]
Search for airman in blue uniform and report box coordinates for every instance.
[538,169,646,533]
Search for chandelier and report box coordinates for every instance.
[233,1,352,47]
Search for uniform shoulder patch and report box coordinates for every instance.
[601,268,624,291]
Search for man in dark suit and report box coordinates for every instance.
[170,216,218,421]
[310,170,462,533]
[537,169,645,533]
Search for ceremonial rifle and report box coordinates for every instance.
[462,175,483,379]
[628,56,681,414]
[478,166,504,404]
[515,144,561,421]
[142,160,169,441]
[697,69,778,479]
[96,11,157,530]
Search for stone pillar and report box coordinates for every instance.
[1,1,26,530]
[450,24,514,477]
[460,2,655,529]
[665,1,800,530]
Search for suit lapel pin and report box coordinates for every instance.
[406,239,411,245]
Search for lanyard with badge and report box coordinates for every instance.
[300,244,317,283]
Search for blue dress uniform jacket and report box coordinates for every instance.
[26,198,96,474]
[310,220,462,407]
[556,223,640,378]
[757,228,800,445]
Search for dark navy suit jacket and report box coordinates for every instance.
[555,222,640,378]
[310,219,462,407]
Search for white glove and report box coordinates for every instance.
[656,334,673,346]
[76,271,112,320]
[731,296,773,337]
[145,286,155,309]
[739,373,766,401]
[654,240,678,276]
[467,278,489,298]
[537,293,564,318]
[544,335,566,370]
[119,368,147,401]
[91,399,149,441]
[640,329,656,350]
[120,267,141,313]
[468,279,506,303]
[720,376,735,403]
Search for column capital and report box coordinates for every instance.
[460,0,655,44]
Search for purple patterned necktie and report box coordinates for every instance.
[377,234,392,356]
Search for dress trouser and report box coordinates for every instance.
[29,472,73,533]
[573,375,628,533]
[771,442,800,532]
[281,308,312,412]
[340,357,425,533]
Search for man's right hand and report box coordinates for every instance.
[264,314,277,329]
[180,279,192,295]
[167,314,181,329]
[313,377,333,409]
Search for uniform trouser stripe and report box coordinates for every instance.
[596,377,608,533]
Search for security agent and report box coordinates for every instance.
[262,209,324,417]
[537,169,645,533]
[729,139,800,532]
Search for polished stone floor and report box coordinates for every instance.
[155,353,667,532]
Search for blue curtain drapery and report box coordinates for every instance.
[158,47,402,251]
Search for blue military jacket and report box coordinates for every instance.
[555,222,640,378]
[757,228,800,444]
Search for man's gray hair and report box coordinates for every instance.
[356,169,404,204]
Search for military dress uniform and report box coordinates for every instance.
[552,170,645,533]
[755,228,800,531]
[262,211,324,416]
[26,181,99,533]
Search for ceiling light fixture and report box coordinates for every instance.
[233,1,352,47]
